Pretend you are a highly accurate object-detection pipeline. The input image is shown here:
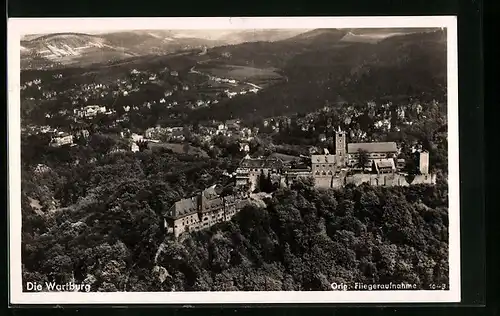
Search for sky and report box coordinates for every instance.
[21,29,312,41]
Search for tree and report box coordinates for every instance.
[137,140,149,152]
[89,134,116,157]
[357,149,370,172]
[257,170,266,193]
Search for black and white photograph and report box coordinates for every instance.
[8,17,460,304]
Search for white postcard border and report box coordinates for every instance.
[8,16,460,304]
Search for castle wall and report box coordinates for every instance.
[314,177,332,189]
[344,173,436,187]
[313,176,344,189]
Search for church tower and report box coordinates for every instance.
[335,127,346,167]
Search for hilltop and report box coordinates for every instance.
[21,31,220,69]
[20,29,309,70]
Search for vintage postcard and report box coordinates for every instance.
[8,16,459,304]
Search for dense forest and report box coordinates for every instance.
[22,157,449,291]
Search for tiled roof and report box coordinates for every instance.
[168,196,198,218]
[376,158,396,169]
[311,155,336,164]
[268,152,300,162]
[347,142,397,153]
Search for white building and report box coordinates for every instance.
[419,151,429,175]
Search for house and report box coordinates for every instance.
[77,105,107,117]
[131,133,144,142]
[145,126,168,140]
[76,129,90,139]
[239,142,250,152]
[164,195,200,238]
[131,142,140,152]
[235,157,283,192]
[50,133,73,147]
[311,155,337,177]
[34,164,51,174]
[347,142,398,167]
[374,158,396,174]
[226,91,237,98]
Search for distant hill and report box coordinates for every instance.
[21,33,137,69]
[282,28,348,44]
[20,28,447,125]
[20,29,309,70]
[217,29,309,44]
[203,28,437,68]
[20,31,224,70]
[206,29,349,68]
[190,29,447,121]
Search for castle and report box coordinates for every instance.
[165,128,435,238]
[236,127,434,190]
[163,185,248,238]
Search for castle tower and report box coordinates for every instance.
[419,151,429,175]
[335,127,346,167]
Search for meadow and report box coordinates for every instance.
[197,63,284,85]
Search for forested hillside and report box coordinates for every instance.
[190,30,447,121]
[23,151,448,292]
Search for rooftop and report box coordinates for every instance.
[347,142,398,153]
[376,158,396,169]
[311,155,336,164]
[202,185,223,199]
[268,152,300,163]
[167,196,198,218]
